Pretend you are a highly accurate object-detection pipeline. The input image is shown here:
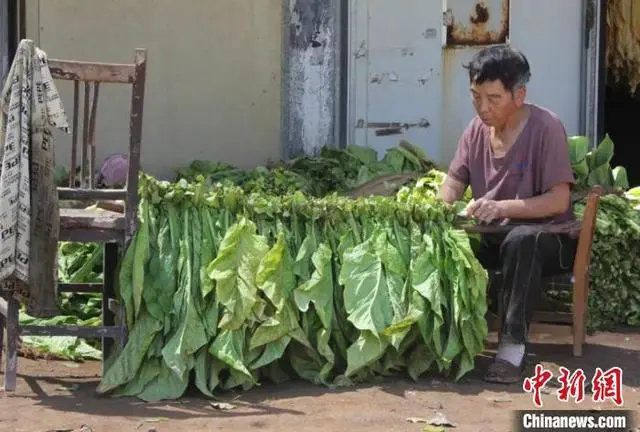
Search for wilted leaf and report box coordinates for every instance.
[210,402,236,410]
[427,412,457,427]
[407,417,428,423]
[488,393,512,403]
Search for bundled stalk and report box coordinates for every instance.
[97,175,488,401]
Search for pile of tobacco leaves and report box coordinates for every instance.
[30,138,639,374]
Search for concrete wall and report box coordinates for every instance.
[25,0,283,180]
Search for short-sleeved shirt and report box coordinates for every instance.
[447,103,575,224]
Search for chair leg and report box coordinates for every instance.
[582,291,589,344]
[572,279,587,357]
[4,294,19,391]
[102,242,119,369]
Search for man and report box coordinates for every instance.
[438,44,577,384]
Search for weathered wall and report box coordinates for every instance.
[282,0,343,158]
[25,0,283,179]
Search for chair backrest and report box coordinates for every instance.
[51,49,147,241]
[572,185,605,284]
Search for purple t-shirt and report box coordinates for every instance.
[447,103,575,224]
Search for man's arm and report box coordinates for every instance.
[440,122,474,204]
[498,183,571,219]
[438,176,467,205]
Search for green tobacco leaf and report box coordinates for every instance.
[345,330,389,377]
[612,166,629,189]
[132,199,151,320]
[571,159,589,180]
[250,335,291,370]
[200,208,217,298]
[347,144,378,165]
[382,147,408,172]
[590,134,614,168]
[339,230,399,334]
[115,238,136,329]
[161,207,209,380]
[256,232,295,310]
[112,357,160,398]
[207,217,269,330]
[144,212,177,322]
[209,328,256,388]
[568,136,589,164]
[97,311,163,395]
[249,302,299,350]
[137,360,189,402]
[587,165,613,187]
[392,144,423,169]
[412,244,445,356]
[293,233,317,282]
[194,347,221,397]
[293,243,334,329]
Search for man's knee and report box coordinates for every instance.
[500,225,541,258]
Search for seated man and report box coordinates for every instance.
[437,44,577,384]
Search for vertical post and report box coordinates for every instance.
[126,48,147,246]
[282,0,345,159]
[4,294,19,391]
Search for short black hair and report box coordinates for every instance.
[463,44,531,93]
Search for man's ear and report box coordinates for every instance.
[514,86,527,106]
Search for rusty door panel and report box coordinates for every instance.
[444,0,509,46]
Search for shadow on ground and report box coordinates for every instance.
[2,323,638,424]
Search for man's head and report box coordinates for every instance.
[464,44,531,128]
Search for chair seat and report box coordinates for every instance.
[59,208,124,242]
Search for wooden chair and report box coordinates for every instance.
[534,186,603,357]
[0,48,147,391]
[464,185,604,358]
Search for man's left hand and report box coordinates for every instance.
[466,198,506,223]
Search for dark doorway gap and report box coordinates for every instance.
[603,82,640,187]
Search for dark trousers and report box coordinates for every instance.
[473,225,577,345]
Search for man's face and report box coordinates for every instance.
[470,79,525,128]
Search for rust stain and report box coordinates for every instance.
[470,3,489,24]
[446,0,509,46]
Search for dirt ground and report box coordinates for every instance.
[1,323,639,432]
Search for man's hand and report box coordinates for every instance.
[466,198,506,224]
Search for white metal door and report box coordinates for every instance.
[347,0,444,162]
